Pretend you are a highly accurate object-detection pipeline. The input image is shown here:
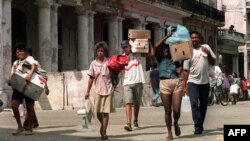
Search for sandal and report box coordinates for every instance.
[174,123,181,136]
[12,128,24,135]
[25,131,33,136]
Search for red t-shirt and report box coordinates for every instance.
[241,80,248,91]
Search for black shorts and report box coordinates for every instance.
[12,89,34,104]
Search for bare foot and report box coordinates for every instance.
[167,133,173,141]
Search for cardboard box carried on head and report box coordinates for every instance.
[128,29,152,54]
[128,29,151,39]
[169,41,193,62]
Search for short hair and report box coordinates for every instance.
[121,40,130,48]
[190,31,201,38]
[14,42,26,52]
[94,41,108,57]
[190,31,204,43]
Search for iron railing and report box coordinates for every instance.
[158,0,225,23]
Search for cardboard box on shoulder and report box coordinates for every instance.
[169,41,193,62]
[128,29,151,39]
[9,67,46,101]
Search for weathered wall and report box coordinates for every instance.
[35,71,152,110]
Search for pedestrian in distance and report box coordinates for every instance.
[121,40,145,132]
[154,37,183,140]
[85,41,115,140]
[229,72,240,104]
[240,76,248,101]
[183,31,216,135]
[149,63,161,107]
[7,42,39,136]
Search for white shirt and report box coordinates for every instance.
[123,53,145,85]
[209,65,222,86]
[183,44,216,84]
[11,56,39,73]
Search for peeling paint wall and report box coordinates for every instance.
[34,71,153,110]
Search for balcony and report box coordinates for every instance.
[218,29,245,46]
[148,0,224,23]
[180,1,224,23]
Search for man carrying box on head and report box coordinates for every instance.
[120,40,145,131]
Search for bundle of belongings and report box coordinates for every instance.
[9,61,47,101]
[164,24,193,61]
[108,54,130,86]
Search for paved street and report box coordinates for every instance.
[0,101,250,141]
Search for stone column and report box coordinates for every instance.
[153,25,164,44]
[0,1,4,95]
[36,0,52,71]
[244,45,248,78]
[233,55,239,73]
[0,0,12,107]
[117,17,124,54]
[133,18,147,70]
[76,7,89,70]
[88,10,95,64]
[51,4,60,72]
[107,16,119,56]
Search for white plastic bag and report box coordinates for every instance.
[181,94,191,112]
[248,89,250,99]
[229,84,239,94]
[77,99,93,123]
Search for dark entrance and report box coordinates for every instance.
[11,9,27,62]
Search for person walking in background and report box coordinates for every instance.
[85,41,115,140]
[121,40,145,131]
[183,31,216,135]
[228,72,240,104]
[7,42,38,135]
[149,63,161,107]
[240,76,248,101]
[154,37,183,140]
[208,65,223,104]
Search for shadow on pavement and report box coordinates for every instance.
[176,127,223,139]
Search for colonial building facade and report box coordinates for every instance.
[217,0,246,76]
[0,0,224,110]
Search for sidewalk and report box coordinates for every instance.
[0,101,250,141]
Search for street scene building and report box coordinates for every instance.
[1,0,243,110]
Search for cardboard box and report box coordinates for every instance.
[9,67,46,101]
[170,41,193,62]
[128,29,151,39]
[129,39,149,53]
